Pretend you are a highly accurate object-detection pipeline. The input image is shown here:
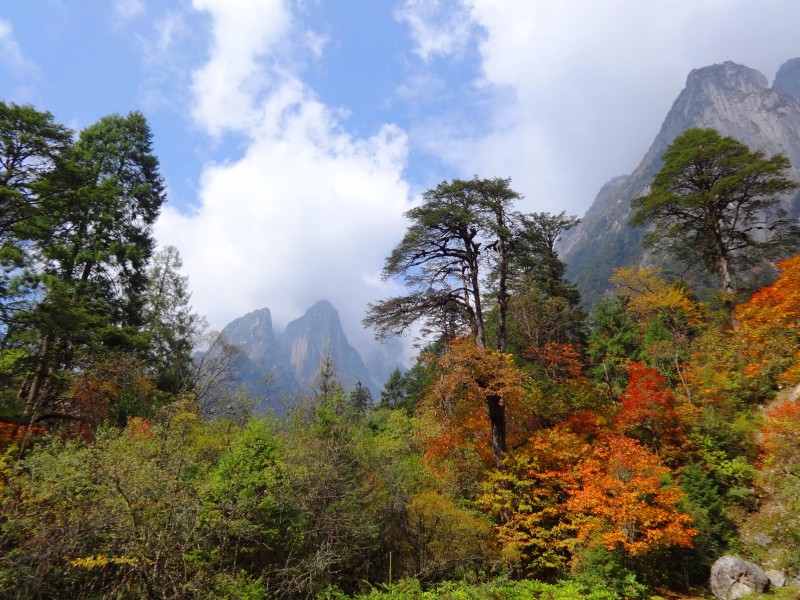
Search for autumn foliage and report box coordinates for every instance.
[735,254,800,385]
[611,267,704,332]
[0,160,796,598]
[615,362,684,460]
[479,424,590,576]
[567,435,696,557]
[759,399,800,466]
[420,338,532,470]
[0,422,47,449]
[524,342,586,384]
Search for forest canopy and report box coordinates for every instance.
[1,106,800,599]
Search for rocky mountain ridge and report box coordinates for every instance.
[221,300,381,404]
[559,58,800,305]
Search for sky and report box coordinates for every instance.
[2,0,799,366]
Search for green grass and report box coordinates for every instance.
[319,578,800,600]
[319,577,629,599]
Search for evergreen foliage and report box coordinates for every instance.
[631,127,800,305]
[1,105,799,598]
[0,106,167,430]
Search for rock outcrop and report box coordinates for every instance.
[709,555,770,600]
[773,58,800,104]
[765,569,787,588]
[222,307,279,367]
[279,300,376,395]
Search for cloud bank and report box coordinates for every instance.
[157,0,412,363]
[403,0,800,216]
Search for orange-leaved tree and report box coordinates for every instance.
[735,253,800,386]
[523,342,586,385]
[759,399,800,468]
[479,422,591,578]
[420,337,532,471]
[567,435,696,557]
[0,422,47,450]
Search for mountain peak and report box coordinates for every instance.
[220,307,277,367]
[232,306,273,325]
[773,58,800,103]
[636,59,797,178]
[685,61,768,94]
[306,299,338,316]
[280,301,378,395]
[562,58,800,305]
[216,300,383,407]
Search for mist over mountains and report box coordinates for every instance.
[220,300,387,405]
[559,58,800,304]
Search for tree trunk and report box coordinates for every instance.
[495,211,509,353]
[21,331,55,416]
[469,247,486,349]
[487,394,506,468]
[717,251,736,315]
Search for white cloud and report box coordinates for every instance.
[190,0,293,136]
[155,0,800,369]
[114,0,145,25]
[0,19,34,74]
[157,0,414,363]
[134,10,192,112]
[403,0,800,216]
[153,11,186,58]
[304,29,329,59]
[137,11,187,68]
[394,0,476,61]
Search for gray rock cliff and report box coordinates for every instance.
[221,307,278,367]
[279,300,377,395]
[219,300,380,406]
[773,58,800,104]
[560,59,800,306]
[220,307,301,400]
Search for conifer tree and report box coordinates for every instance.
[631,128,799,306]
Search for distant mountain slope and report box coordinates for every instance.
[220,301,381,406]
[279,300,377,395]
[222,307,278,366]
[559,59,800,306]
[220,307,301,400]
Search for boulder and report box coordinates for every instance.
[765,569,786,587]
[710,556,770,599]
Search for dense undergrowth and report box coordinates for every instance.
[1,256,799,598]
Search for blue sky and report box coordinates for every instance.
[2,0,800,363]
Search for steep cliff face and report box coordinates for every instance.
[650,61,800,196]
[773,58,800,104]
[279,300,377,394]
[560,59,800,305]
[220,307,301,399]
[221,307,278,367]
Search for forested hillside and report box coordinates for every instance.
[2,105,800,600]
